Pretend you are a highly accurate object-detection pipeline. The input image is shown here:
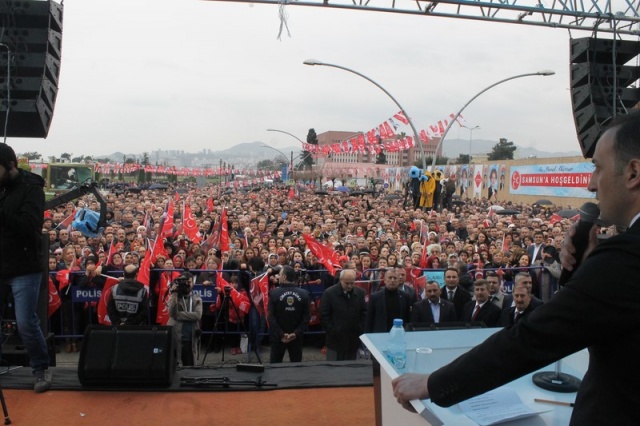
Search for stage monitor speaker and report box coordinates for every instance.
[569,37,640,158]
[78,325,176,387]
[0,0,63,138]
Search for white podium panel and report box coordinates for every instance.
[361,328,588,426]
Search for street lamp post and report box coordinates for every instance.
[430,70,554,171]
[266,128,311,181]
[261,144,293,181]
[303,59,428,171]
[462,125,480,164]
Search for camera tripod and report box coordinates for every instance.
[0,381,10,424]
[201,286,261,365]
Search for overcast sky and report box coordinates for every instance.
[8,0,594,159]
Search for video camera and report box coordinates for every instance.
[172,271,193,295]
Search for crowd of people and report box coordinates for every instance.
[40,173,590,365]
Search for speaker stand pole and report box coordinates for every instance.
[0,380,12,424]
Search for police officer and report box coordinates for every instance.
[106,264,149,326]
[267,265,310,363]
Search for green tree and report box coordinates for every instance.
[455,154,471,165]
[301,128,318,170]
[257,159,276,171]
[488,138,517,160]
[375,151,387,164]
[416,156,449,167]
[61,152,72,161]
[21,151,41,160]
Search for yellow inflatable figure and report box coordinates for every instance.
[419,172,436,209]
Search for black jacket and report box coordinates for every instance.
[428,221,640,425]
[411,298,458,324]
[267,284,310,341]
[0,169,45,279]
[440,285,471,320]
[320,283,366,353]
[364,288,412,333]
[106,279,149,325]
[460,300,502,327]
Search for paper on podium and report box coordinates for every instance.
[457,388,551,425]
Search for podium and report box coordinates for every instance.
[361,328,588,426]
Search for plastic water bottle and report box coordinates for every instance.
[387,318,407,370]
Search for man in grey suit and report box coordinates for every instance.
[411,281,457,325]
[486,271,513,310]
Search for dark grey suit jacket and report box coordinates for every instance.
[411,299,457,324]
[428,222,640,425]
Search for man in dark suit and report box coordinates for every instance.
[320,269,366,361]
[460,279,501,327]
[526,231,546,265]
[499,283,537,327]
[514,272,543,308]
[365,269,412,333]
[439,268,471,320]
[393,111,640,425]
[411,281,457,325]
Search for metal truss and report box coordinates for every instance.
[205,0,640,36]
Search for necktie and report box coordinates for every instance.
[514,311,522,323]
[448,290,454,300]
[472,305,481,321]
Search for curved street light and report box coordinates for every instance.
[431,70,555,171]
[266,128,314,173]
[462,124,480,163]
[266,128,305,145]
[303,59,428,171]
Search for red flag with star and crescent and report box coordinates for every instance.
[217,275,251,315]
[182,202,202,243]
[220,207,229,253]
[97,276,120,325]
[250,272,269,316]
[302,234,339,276]
[161,201,175,239]
[48,277,61,317]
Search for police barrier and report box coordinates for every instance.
[48,265,551,340]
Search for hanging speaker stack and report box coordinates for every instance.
[0,0,63,138]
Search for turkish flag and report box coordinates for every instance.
[48,277,61,317]
[220,207,229,253]
[217,275,250,315]
[182,203,202,243]
[137,247,153,288]
[206,197,214,212]
[419,244,429,269]
[56,269,71,291]
[155,271,179,325]
[549,213,563,225]
[97,276,120,325]
[160,201,175,239]
[250,272,269,316]
[303,234,339,276]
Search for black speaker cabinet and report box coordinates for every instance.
[0,0,63,138]
[78,325,176,387]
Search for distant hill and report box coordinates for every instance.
[100,140,580,167]
[442,138,581,159]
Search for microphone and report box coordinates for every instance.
[558,202,600,285]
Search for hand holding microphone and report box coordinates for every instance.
[559,202,600,285]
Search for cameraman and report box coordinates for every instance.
[106,264,149,326]
[268,265,310,363]
[167,271,202,367]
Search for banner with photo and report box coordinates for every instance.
[509,162,596,198]
[472,164,484,199]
